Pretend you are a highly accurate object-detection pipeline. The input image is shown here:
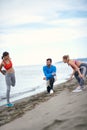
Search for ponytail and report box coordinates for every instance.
[2,56,3,59]
[1,52,9,60]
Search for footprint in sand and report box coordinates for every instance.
[43,119,67,130]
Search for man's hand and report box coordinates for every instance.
[43,77,46,80]
[52,72,56,76]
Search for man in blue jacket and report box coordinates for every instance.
[43,58,57,94]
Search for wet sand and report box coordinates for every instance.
[0,79,87,130]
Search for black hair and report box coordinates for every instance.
[46,58,52,63]
[2,52,9,59]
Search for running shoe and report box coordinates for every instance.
[6,103,14,107]
[72,86,82,93]
[50,89,54,94]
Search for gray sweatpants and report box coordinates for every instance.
[5,73,16,104]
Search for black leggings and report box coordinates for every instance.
[47,78,55,93]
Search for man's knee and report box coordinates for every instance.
[50,78,55,84]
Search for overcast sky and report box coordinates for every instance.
[0,0,87,66]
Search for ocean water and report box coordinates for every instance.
[0,61,85,106]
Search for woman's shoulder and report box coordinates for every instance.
[68,60,76,66]
[68,59,73,64]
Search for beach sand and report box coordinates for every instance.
[0,79,87,130]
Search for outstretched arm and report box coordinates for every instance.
[67,70,75,81]
[71,70,75,77]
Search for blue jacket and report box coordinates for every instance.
[43,65,56,80]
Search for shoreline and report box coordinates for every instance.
[0,78,87,128]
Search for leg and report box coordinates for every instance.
[74,71,84,88]
[74,66,87,88]
[49,78,55,90]
[5,74,11,104]
[80,66,87,79]
[6,85,11,104]
[11,73,16,87]
[79,66,87,88]
[74,71,80,84]
[46,80,51,93]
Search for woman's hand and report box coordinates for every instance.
[79,74,84,78]
[68,76,73,81]
[1,70,6,75]
[67,71,74,82]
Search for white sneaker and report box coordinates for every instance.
[50,90,54,94]
[76,86,81,90]
[72,86,82,93]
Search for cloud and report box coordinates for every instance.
[0,24,87,48]
[0,0,87,26]
[0,0,87,44]
[0,0,87,65]
[46,18,87,28]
